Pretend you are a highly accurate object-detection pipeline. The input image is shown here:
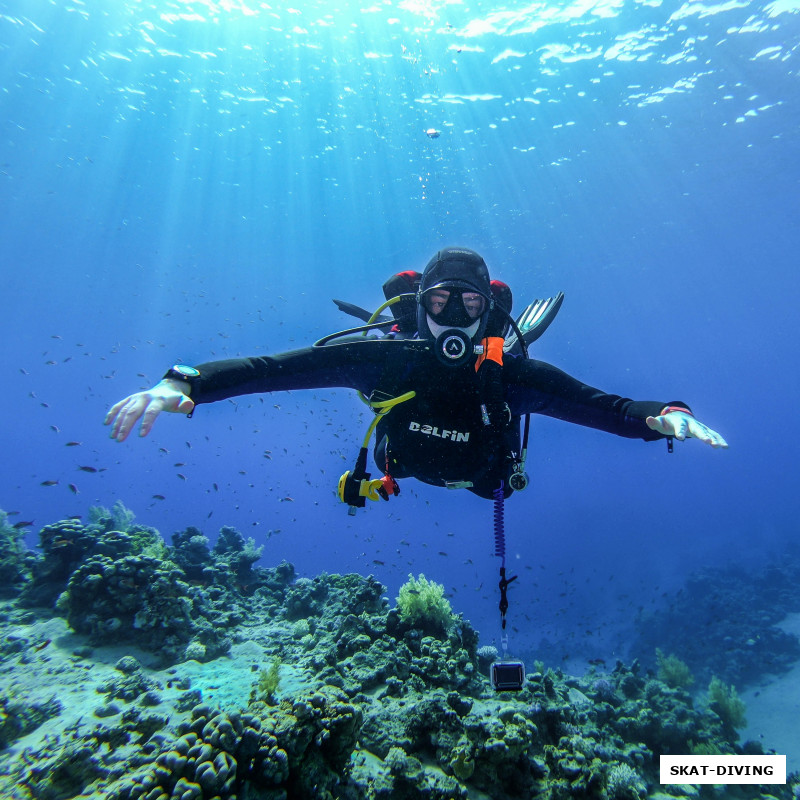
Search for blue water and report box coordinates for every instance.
[2,0,799,668]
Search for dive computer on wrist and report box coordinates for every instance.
[162,364,200,385]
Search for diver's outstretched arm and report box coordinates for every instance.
[646,410,728,449]
[105,379,195,442]
[105,342,390,442]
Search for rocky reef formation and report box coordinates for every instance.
[631,549,800,688]
[110,689,362,800]
[0,505,796,800]
[0,511,36,598]
[12,503,293,665]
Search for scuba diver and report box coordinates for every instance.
[105,246,728,507]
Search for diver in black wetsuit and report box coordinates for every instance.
[105,247,728,503]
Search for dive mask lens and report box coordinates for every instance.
[423,288,485,328]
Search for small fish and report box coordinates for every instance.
[151,494,166,500]
[68,484,79,494]
[65,441,82,447]
[50,425,60,433]
[33,638,52,651]
[279,496,294,502]
[372,559,385,566]
[177,473,187,480]
[173,462,186,467]
[77,466,97,473]
[159,447,170,454]
[12,520,34,529]
[40,480,59,486]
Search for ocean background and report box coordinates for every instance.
[2,0,799,676]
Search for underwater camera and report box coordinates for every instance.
[491,660,526,692]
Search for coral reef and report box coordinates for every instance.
[19,516,101,608]
[107,689,362,800]
[8,506,295,665]
[632,551,800,687]
[0,511,33,598]
[0,686,61,749]
[477,644,499,673]
[56,552,232,665]
[0,506,797,800]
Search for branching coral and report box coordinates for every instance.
[606,762,646,799]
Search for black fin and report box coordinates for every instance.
[333,299,392,325]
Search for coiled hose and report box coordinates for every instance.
[493,482,506,567]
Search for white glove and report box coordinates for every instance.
[645,410,728,449]
[105,379,195,442]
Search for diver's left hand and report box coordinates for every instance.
[646,411,728,449]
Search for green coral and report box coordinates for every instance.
[706,675,747,732]
[252,658,281,704]
[450,745,475,781]
[396,573,455,636]
[128,526,167,558]
[690,740,725,755]
[656,648,694,689]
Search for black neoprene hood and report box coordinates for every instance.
[416,247,493,339]
[418,247,492,295]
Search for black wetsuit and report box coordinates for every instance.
[180,338,685,500]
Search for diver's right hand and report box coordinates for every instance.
[105,379,194,442]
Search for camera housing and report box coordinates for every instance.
[491,660,525,692]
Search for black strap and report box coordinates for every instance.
[498,567,518,630]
